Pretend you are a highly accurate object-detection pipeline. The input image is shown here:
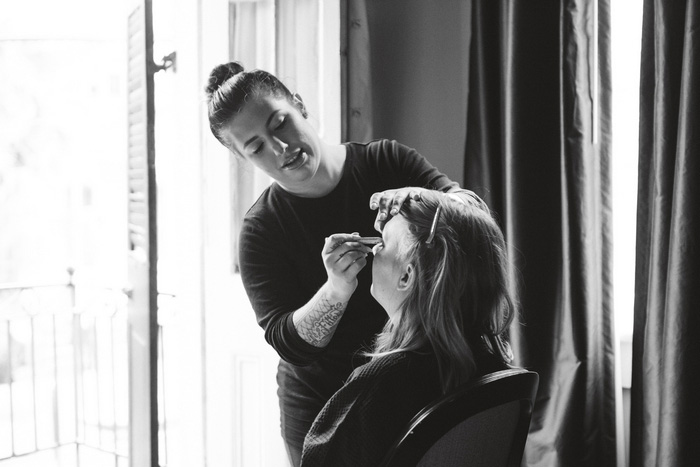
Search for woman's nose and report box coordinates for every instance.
[272,137,288,156]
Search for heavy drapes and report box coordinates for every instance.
[630,0,700,466]
[464,1,618,466]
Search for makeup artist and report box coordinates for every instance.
[205,61,474,467]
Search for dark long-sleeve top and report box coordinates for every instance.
[300,351,440,467]
[238,139,466,418]
[300,348,508,466]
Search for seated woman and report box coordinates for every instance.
[300,190,516,467]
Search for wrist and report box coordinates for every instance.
[323,281,355,303]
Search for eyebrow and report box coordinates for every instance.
[243,110,281,149]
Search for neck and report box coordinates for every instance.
[292,142,346,198]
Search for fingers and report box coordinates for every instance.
[373,215,386,234]
[325,233,373,254]
[354,236,382,246]
[369,188,424,231]
[323,234,371,296]
[341,252,368,273]
[324,234,372,268]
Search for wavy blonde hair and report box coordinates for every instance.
[369,191,515,393]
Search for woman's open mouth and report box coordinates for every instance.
[281,150,308,170]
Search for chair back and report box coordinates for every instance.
[380,368,539,467]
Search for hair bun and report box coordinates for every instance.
[206,61,245,97]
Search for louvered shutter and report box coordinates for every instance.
[127,0,159,465]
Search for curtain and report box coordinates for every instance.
[464,1,618,466]
[630,0,700,466]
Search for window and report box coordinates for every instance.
[228,0,341,271]
[611,0,643,393]
[0,1,129,465]
[611,1,643,341]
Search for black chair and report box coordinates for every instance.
[380,368,539,467]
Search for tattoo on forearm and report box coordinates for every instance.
[296,298,347,347]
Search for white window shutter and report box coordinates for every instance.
[127,0,159,465]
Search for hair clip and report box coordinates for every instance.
[425,206,442,245]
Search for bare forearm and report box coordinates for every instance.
[292,284,350,348]
[293,234,370,348]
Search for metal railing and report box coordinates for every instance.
[0,270,129,465]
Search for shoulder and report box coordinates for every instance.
[346,138,420,159]
[318,354,409,406]
[345,139,427,177]
[343,354,402,388]
[310,353,433,434]
[238,186,293,255]
[347,352,437,393]
[351,352,409,377]
[242,184,279,221]
[240,184,293,234]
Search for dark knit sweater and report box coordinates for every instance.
[300,349,507,466]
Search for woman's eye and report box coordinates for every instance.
[275,116,286,130]
[252,143,264,154]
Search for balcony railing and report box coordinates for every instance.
[0,270,129,466]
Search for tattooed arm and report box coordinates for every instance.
[292,290,350,347]
[292,234,372,348]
